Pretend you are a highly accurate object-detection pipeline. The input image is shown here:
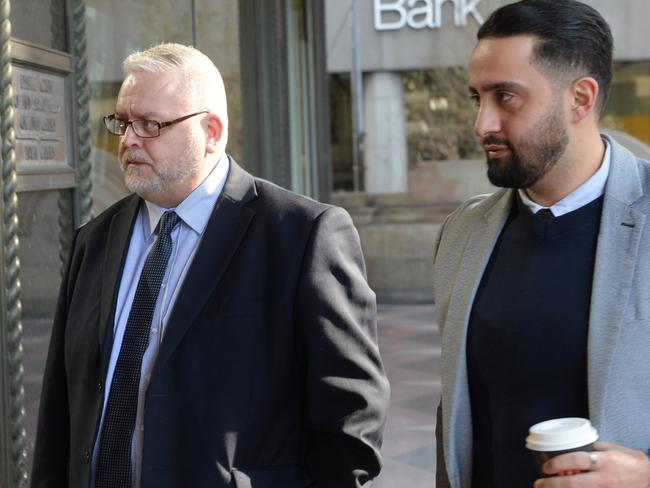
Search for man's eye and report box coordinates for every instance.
[469,94,480,106]
[142,120,159,130]
[497,92,514,103]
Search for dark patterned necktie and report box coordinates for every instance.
[536,208,554,220]
[95,211,181,488]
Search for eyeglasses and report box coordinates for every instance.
[103,110,209,138]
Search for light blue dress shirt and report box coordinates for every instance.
[518,139,611,216]
[91,156,229,488]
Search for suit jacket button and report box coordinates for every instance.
[83,450,90,464]
[98,381,103,393]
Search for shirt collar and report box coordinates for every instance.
[518,138,611,217]
[142,154,230,237]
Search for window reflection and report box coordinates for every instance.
[602,61,650,147]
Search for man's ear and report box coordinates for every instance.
[570,76,600,122]
[205,114,223,154]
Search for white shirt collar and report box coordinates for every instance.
[142,154,230,236]
[518,139,611,217]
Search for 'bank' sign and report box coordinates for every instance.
[374,0,484,31]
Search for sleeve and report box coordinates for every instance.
[435,402,452,488]
[294,206,390,487]
[431,208,468,488]
[31,229,80,488]
[432,212,452,303]
[433,216,453,488]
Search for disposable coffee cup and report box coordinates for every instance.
[526,418,598,476]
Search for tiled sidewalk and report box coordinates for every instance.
[374,304,440,487]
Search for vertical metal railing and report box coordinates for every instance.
[70,0,92,228]
[0,0,29,485]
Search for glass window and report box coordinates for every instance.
[602,61,650,147]
[403,68,481,164]
[286,0,316,197]
[11,0,67,52]
[86,0,242,213]
[195,0,243,168]
[18,188,74,472]
[329,73,354,192]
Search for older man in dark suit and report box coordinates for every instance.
[31,43,389,488]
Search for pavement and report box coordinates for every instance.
[20,303,441,485]
[374,304,439,487]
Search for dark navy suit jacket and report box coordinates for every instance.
[31,159,390,488]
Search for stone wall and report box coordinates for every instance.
[335,158,494,303]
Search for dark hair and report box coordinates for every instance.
[477,0,613,112]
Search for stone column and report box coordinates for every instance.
[363,71,408,194]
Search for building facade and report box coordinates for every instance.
[327,0,650,197]
[325,0,650,303]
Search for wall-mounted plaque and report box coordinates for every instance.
[11,38,76,192]
[13,66,67,171]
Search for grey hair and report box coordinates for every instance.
[123,43,229,130]
[124,43,205,73]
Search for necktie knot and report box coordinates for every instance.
[159,211,180,236]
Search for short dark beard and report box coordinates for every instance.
[485,105,569,189]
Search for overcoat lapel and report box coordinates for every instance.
[155,161,257,369]
[588,138,645,426]
[99,195,141,366]
[441,190,512,488]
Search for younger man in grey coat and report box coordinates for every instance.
[433,1,650,487]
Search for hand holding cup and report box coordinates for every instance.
[527,420,650,488]
[526,417,598,477]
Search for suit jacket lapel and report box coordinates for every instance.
[100,195,141,367]
[155,160,257,369]
[588,137,645,425]
[441,190,512,488]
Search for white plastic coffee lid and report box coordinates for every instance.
[526,417,598,451]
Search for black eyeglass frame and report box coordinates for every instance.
[103,110,209,138]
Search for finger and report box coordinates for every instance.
[543,451,594,475]
[594,441,618,450]
[594,440,642,457]
[535,470,600,488]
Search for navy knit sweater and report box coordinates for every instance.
[467,193,603,487]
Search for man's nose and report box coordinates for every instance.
[473,104,501,139]
[121,124,143,147]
